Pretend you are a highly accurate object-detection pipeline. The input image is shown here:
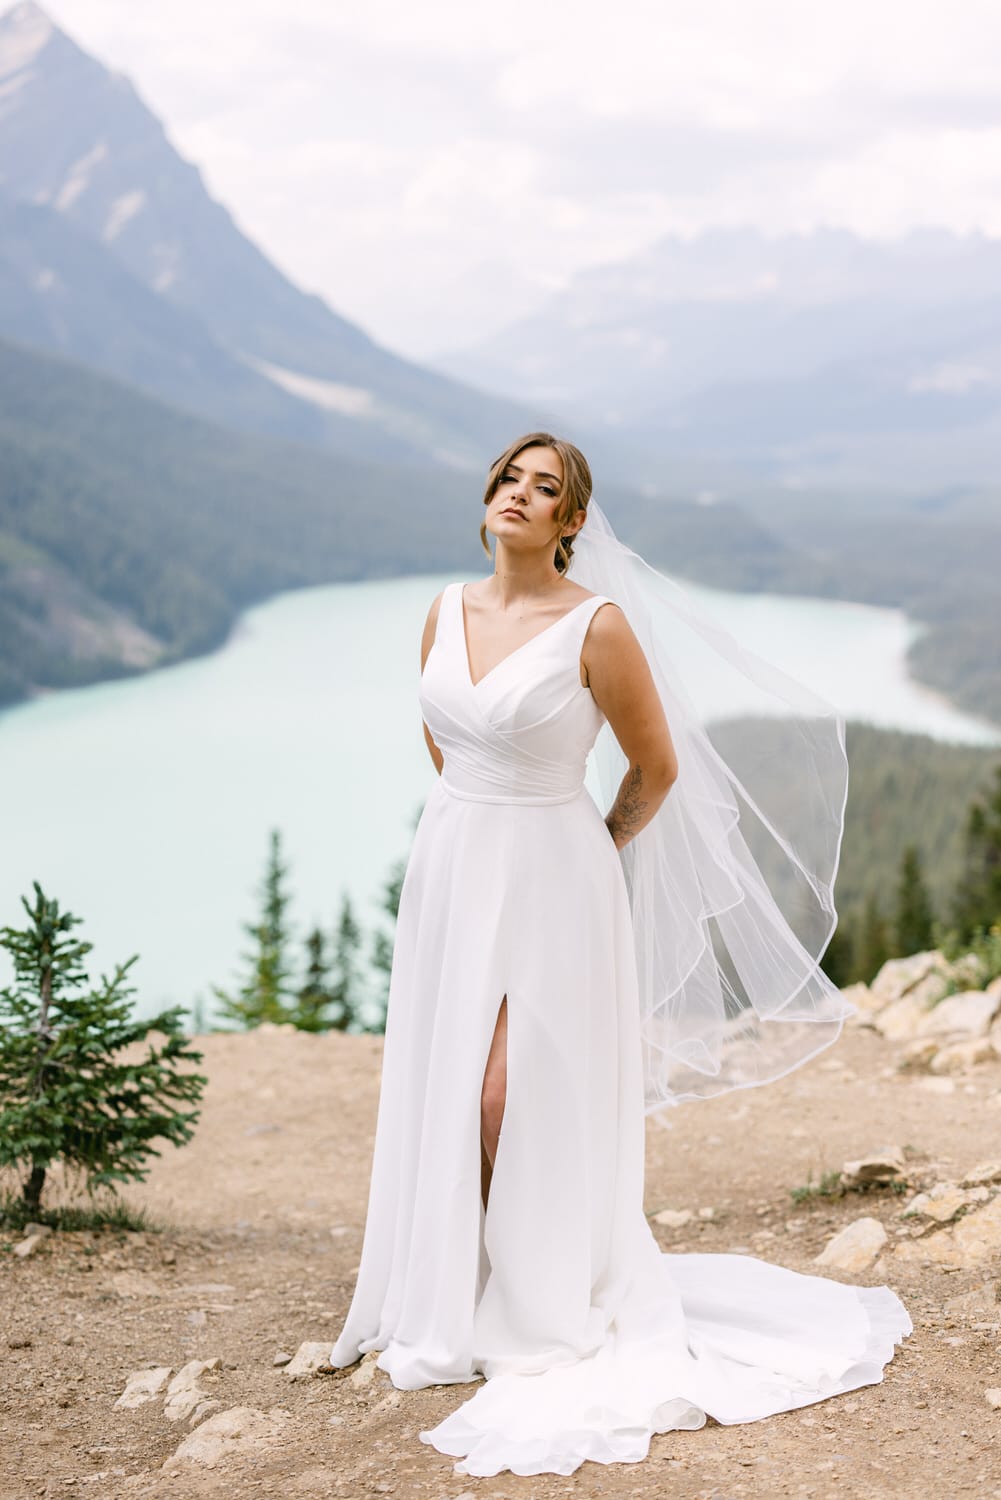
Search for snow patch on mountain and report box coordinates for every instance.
[103,189,145,243]
[0,1,52,80]
[55,142,107,212]
[244,354,375,417]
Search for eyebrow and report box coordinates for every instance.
[504,461,562,484]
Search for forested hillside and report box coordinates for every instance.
[0,337,806,711]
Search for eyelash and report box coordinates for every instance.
[501,472,557,497]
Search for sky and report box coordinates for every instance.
[36,0,1001,359]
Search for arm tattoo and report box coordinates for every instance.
[605,764,649,849]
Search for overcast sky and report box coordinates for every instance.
[39,0,1001,359]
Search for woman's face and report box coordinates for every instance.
[485,445,581,554]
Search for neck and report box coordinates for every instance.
[488,542,568,608]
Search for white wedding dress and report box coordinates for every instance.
[328,579,911,1478]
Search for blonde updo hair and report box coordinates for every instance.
[479,431,592,575]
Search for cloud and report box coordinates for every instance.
[38,0,1001,357]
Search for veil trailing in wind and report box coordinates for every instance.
[567,498,855,1112]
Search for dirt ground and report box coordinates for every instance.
[3,1023,1001,1500]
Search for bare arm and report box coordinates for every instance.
[420,590,445,776]
[581,603,679,850]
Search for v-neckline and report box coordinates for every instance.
[459,582,594,690]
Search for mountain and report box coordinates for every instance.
[0,0,545,469]
[432,226,1001,495]
[0,333,806,711]
[0,334,483,707]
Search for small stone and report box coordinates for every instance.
[930,1038,996,1073]
[840,1147,906,1188]
[272,1351,293,1367]
[898,1038,940,1070]
[349,1350,384,1389]
[698,1207,716,1220]
[115,1367,173,1410]
[164,1358,223,1422]
[110,1270,163,1299]
[986,1389,1001,1410]
[653,1208,693,1228]
[902,1182,986,1224]
[13,1233,48,1259]
[162,1405,293,1470]
[961,1161,1001,1187]
[189,1399,225,1427]
[814,1217,887,1273]
[285,1342,337,1380]
[894,1195,1001,1269]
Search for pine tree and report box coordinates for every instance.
[212,828,298,1029]
[952,763,1001,941]
[331,893,367,1031]
[0,882,206,1214]
[290,925,349,1032]
[894,843,935,956]
[857,891,890,982]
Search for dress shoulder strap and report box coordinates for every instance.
[560,594,619,670]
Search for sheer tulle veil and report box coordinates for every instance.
[567,498,856,1112]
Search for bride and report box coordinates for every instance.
[328,430,912,1479]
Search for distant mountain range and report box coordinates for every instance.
[0,0,551,470]
[432,226,1001,496]
[0,0,997,736]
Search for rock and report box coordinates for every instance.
[918,989,1001,1040]
[162,1405,293,1470]
[894,1195,1001,1268]
[284,1342,335,1380]
[874,993,938,1041]
[189,1399,225,1427]
[13,1233,49,1259]
[961,1161,1001,1186]
[842,982,879,1026]
[272,1351,293,1367]
[114,1367,173,1410]
[349,1350,387,1389]
[898,1038,940,1070]
[930,1038,996,1073]
[110,1270,163,1299]
[163,1358,223,1422]
[988,975,1001,999]
[21,1223,52,1238]
[986,1389,1001,1411]
[902,1182,988,1223]
[870,951,950,1006]
[840,1147,906,1189]
[814,1217,887,1273]
[653,1208,694,1228]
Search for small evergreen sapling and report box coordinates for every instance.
[0,881,207,1214]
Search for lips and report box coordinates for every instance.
[500,509,527,520]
